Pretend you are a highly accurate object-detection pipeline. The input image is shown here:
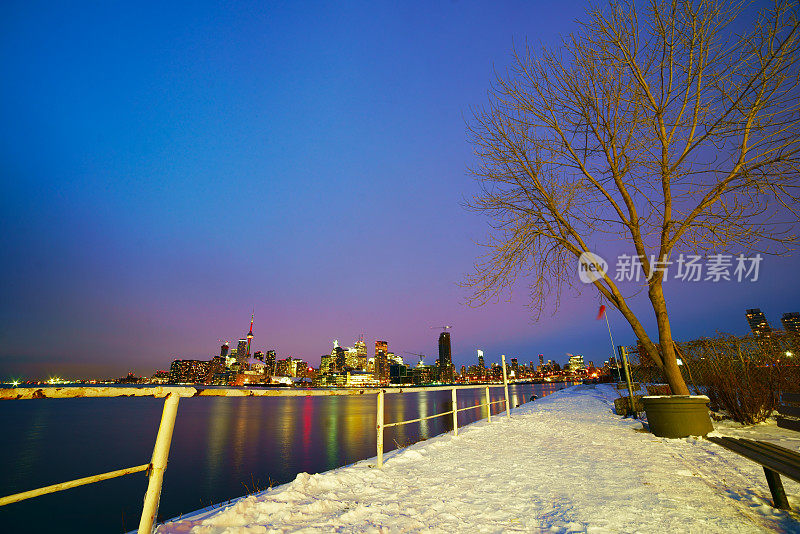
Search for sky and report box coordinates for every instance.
[1,1,798,380]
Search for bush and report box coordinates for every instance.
[679,334,798,425]
[701,358,777,425]
[626,332,800,425]
[646,384,671,396]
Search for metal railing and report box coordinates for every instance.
[376,353,514,467]
[0,357,515,532]
[376,383,511,467]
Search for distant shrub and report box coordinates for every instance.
[677,334,799,425]
[625,332,800,424]
[614,395,643,415]
[646,384,671,396]
[702,358,777,425]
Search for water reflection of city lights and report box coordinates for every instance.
[205,398,232,493]
[302,396,313,453]
[418,393,429,439]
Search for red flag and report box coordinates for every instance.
[597,305,606,320]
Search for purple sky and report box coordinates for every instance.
[2,1,798,380]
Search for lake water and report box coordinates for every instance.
[0,382,573,533]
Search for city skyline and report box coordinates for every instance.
[2,1,800,380]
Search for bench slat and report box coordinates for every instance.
[732,439,800,472]
[781,392,800,404]
[777,404,800,418]
[777,416,800,433]
[749,440,800,467]
[708,437,800,483]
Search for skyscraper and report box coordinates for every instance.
[236,339,248,366]
[781,312,800,334]
[477,349,485,369]
[321,340,339,374]
[265,350,277,375]
[220,342,230,359]
[438,332,453,383]
[567,354,585,372]
[746,308,772,338]
[374,340,389,381]
[335,346,346,372]
[354,335,368,370]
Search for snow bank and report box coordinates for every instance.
[157,384,800,533]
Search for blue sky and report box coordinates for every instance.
[1,0,798,379]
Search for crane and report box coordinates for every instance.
[403,351,427,365]
[430,325,452,331]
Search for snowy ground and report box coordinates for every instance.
[156,384,800,533]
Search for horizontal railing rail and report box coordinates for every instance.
[381,386,509,428]
[375,355,514,467]
[0,355,516,532]
[0,383,512,400]
[383,409,454,428]
[0,464,151,507]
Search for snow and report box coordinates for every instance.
[156,384,800,533]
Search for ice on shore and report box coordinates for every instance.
[157,384,800,533]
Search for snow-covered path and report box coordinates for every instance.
[157,385,800,533]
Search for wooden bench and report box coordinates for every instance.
[707,392,800,510]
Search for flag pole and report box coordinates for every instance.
[603,310,615,361]
[601,305,637,417]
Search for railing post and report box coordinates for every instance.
[451,388,458,436]
[501,355,511,419]
[138,392,181,534]
[376,389,384,468]
[485,386,491,422]
[619,345,637,417]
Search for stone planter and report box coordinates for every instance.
[642,395,714,438]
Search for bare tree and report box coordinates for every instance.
[465,0,800,395]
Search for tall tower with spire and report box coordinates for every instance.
[246,312,255,359]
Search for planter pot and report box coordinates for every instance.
[642,395,714,438]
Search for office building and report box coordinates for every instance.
[335,346,346,372]
[374,340,389,381]
[236,339,248,366]
[276,357,295,377]
[438,331,453,383]
[169,359,210,384]
[567,354,585,372]
[781,312,800,334]
[265,350,276,374]
[354,335,368,370]
[746,308,772,338]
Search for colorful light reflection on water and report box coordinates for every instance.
[0,382,573,533]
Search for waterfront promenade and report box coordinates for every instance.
[157,385,800,533]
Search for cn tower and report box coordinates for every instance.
[246,312,254,358]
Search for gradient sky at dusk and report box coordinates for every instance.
[2,1,799,380]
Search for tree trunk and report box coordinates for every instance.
[594,281,665,369]
[648,283,690,395]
